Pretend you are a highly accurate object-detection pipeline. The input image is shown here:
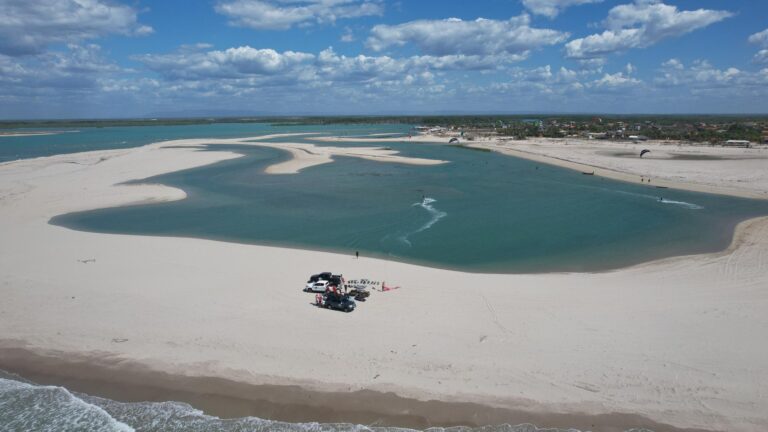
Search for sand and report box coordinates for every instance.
[314,133,768,199]
[0,130,74,137]
[472,138,768,200]
[0,348,711,432]
[400,135,768,200]
[167,135,448,174]
[1,134,767,431]
[313,134,447,144]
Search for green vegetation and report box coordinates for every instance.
[2,114,767,143]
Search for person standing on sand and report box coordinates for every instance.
[355,251,359,259]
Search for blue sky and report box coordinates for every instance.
[1,0,767,119]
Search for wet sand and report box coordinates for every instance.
[0,347,712,432]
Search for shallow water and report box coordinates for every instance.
[46,126,768,272]
[0,372,653,432]
[0,123,408,163]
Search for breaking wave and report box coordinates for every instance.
[0,373,655,432]
[0,375,133,432]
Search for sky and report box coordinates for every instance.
[1,0,767,119]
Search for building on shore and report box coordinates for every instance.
[723,140,751,148]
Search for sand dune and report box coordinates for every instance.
[1,135,767,431]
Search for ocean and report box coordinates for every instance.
[0,372,652,432]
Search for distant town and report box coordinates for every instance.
[409,115,768,146]
[2,115,768,145]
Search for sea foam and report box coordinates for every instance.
[0,373,655,432]
[0,377,133,432]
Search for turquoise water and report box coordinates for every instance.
[41,125,768,273]
[0,123,408,163]
[2,124,761,431]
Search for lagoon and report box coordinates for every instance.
[45,125,768,273]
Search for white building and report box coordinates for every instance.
[723,140,751,148]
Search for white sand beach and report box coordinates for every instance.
[468,138,768,200]
[1,135,767,431]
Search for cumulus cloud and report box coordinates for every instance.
[655,59,768,94]
[316,47,406,82]
[215,0,383,30]
[136,42,524,93]
[749,29,768,46]
[522,0,603,18]
[136,46,315,81]
[124,44,477,113]
[340,27,355,42]
[754,50,768,65]
[0,0,152,56]
[565,0,732,59]
[749,28,768,64]
[316,47,517,83]
[367,15,569,57]
[0,44,127,98]
[591,71,640,89]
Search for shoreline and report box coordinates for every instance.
[2,134,768,431]
[48,137,755,275]
[469,141,768,200]
[315,133,768,200]
[0,347,713,432]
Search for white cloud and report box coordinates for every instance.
[754,50,768,65]
[565,0,732,59]
[748,28,768,47]
[522,0,603,18]
[655,59,768,94]
[0,44,127,98]
[136,42,526,94]
[591,71,640,88]
[489,63,643,96]
[136,46,315,81]
[340,27,355,42]
[749,28,768,64]
[127,42,549,114]
[215,0,383,30]
[317,48,520,82]
[367,15,569,57]
[0,0,152,56]
[661,58,683,70]
[316,47,406,82]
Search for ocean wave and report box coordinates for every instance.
[0,374,656,432]
[399,197,447,247]
[0,377,134,432]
